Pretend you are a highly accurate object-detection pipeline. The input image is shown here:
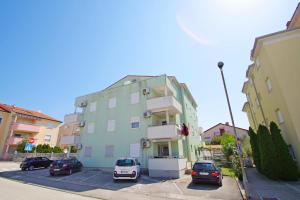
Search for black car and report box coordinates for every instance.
[20,157,52,171]
[49,158,82,176]
[191,160,223,186]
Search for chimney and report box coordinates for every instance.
[225,122,229,126]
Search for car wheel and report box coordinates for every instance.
[218,180,223,187]
[21,168,26,171]
[50,173,54,176]
[133,178,138,183]
[68,169,73,175]
[29,165,34,171]
[113,179,118,183]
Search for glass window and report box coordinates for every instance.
[105,145,114,157]
[276,109,284,124]
[116,159,135,166]
[266,78,272,92]
[130,92,140,104]
[44,135,51,143]
[193,163,216,171]
[107,120,115,132]
[87,123,95,134]
[0,116,2,124]
[108,97,116,108]
[130,116,140,129]
[90,102,97,112]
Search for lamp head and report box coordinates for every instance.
[218,61,224,69]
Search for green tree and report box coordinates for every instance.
[70,146,77,153]
[257,125,277,179]
[220,133,236,146]
[16,140,27,153]
[36,144,52,153]
[270,122,298,180]
[248,127,261,172]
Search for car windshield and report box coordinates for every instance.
[193,163,216,171]
[24,158,34,161]
[116,159,135,166]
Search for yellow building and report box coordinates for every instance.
[0,103,62,159]
[242,3,300,171]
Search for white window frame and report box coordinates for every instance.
[90,102,97,112]
[266,78,272,93]
[44,135,51,143]
[130,143,140,158]
[276,109,285,124]
[87,122,95,134]
[130,92,140,104]
[108,97,116,109]
[107,120,115,132]
[130,116,140,129]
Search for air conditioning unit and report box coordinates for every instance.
[142,88,150,95]
[78,121,85,127]
[76,143,83,150]
[143,111,152,118]
[141,138,151,148]
[79,101,88,107]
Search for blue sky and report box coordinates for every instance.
[0,0,298,130]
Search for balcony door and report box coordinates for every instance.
[158,144,169,157]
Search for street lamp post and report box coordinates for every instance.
[217,61,247,185]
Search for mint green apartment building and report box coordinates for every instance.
[73,75,201,178]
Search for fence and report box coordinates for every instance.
[9,152,79,162]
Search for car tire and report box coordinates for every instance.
[218,180,223,187]
[68,169,72,175]
[29,165,34,171]
[21,168,26,171]
[133,178,138,183]
[113,179,118,183]
[50,173,54,176]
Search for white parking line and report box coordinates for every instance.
[285,183,300,194]
[173,182,183,195]
[81,173,100,182]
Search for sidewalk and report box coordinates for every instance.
[246,168,300,200]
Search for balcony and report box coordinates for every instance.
[148,158,187,178]
[60,136,80,145]
[12,122,40,133]
[146,96,182,114]
[6,137,23,145]
[64,113,82,124]
[147,124,181,140]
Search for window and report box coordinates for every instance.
[44,135,51,143]
[0,116,2,124]
[90,102,97,112]
[87,123,95,134]
[130,143,140,158]
[256,58,260,68]
[130,117,140,129]
[158,144,169,157]
[130,92,140,104]
[276,109,285,124]
[84,146,92,157]
[105,145,114,157]
[266,78,272,92]
[107,120,115,132]
[47,123,54,129]
[14,134,22,138]
[108,97,116,108]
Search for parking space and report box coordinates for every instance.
[0,161,242,200]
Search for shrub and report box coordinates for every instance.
[211,135,222,145]
[257,125,277,179]
[231,147,242,180]
[248,127,261,172]
[16,140,27,153]
[70,146,77,153]
[52,146,63,153]
[270,122,298,180]
[36,144,52,153]
[222,143,235,161]
[220,133,236,146]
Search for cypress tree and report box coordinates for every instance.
[270,122,298,180]
[248,127,261,172]
[257,125,277,179]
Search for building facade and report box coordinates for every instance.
[0,103,62,159]
[202,123,248,144]
[73,75,201,178]
[242,4,300,171]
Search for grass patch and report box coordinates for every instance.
[221,167,235,177]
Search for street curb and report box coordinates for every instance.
[235,177,247,200]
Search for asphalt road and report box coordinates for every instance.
[0,177,98,200]
[0,161,242,200]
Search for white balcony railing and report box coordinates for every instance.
[148,158,187,178]
[146,96,182,114]
[147,124,181,140]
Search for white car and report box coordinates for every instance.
[113,158,141,182]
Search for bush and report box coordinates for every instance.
[52,146,63,153]
[222,143,235,161]
[248,127,261,172]
[70,146,77,153]
[231,147,242,180]
[16,140,28,153]
[257,125,277,179]
[270,122,298,180]
[220,133,236,146]
[36,144,52,153]
[211,135,222,145]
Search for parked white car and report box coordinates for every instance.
[113,158,140,182]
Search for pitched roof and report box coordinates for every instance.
[204,123,248,133]
[0,103,62,123]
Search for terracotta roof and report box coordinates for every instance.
[204,123,248,133]
[0,103,62,123]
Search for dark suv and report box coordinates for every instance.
[49,158,82,176]
[20,157,52,171]
[191,160,223,186]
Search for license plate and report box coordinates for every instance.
[121,171,128,174]
[54,169,60,171]
[199,172,209,175]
